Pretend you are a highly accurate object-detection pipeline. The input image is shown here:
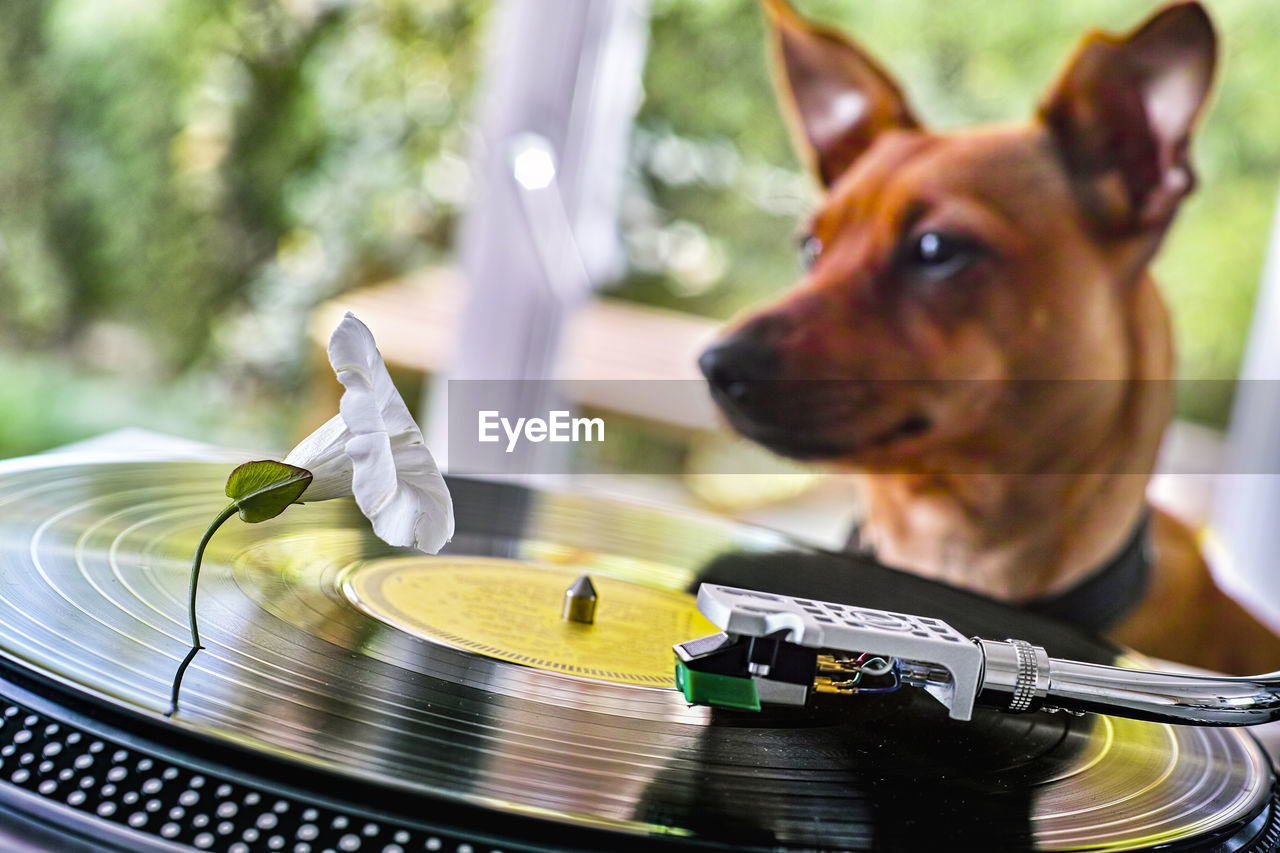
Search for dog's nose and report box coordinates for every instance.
[698,335,781,401]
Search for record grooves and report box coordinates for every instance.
[0,654,704,853]
[0,455,1275,852]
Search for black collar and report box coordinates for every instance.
[1020,511,1153,634]
[846,511,1153,635]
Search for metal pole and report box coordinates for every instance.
[424,0,650,479]
[1211,187,1280,629]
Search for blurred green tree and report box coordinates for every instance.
[0,0,1274,459]
[0,0,486,375]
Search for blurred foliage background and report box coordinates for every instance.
[0,0,1276,458]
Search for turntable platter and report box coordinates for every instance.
[0,456,1272,852]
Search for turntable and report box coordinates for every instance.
[0,451,1275,851]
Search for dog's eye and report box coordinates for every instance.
[799,235,822,270]
[908,231,979,279]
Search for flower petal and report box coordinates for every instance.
[329,313,418,438]
[287,312,455,553]
[283,414,356,501]
[344,432,455,553]
[344,431,398,517]
[282,413,347,469]
[387,436,455,552]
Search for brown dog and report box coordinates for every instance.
[699,0,1280,673]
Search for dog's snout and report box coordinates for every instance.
[699,335,781,401]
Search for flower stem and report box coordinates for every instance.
[167,644,201,718]
[188,503,238,649]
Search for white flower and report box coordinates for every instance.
[283,313,454,553]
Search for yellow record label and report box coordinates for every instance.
[341,557,718,688]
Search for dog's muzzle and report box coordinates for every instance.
[698,334,781,406]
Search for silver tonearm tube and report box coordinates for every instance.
[976,638,1280,726]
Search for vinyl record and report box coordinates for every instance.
[0,454,1273,852]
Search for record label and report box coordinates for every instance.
[342,556,718,687]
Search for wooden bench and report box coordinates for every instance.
[308,266,724,432]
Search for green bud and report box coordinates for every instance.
[224,460,313,523]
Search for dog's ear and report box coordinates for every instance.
[1040,2,1216,235]
[762,0,918,187]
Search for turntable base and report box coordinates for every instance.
[0,456,1273,852]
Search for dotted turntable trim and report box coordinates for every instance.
[0,694,511,853]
